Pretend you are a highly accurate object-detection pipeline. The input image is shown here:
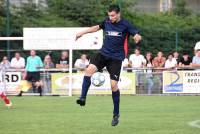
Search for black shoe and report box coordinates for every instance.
[111,115,119,126]
[76,98,86,106]
[17,91,23,97]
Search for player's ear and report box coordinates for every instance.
[117,12,121,18]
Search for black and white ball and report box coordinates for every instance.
[91,72,105,87]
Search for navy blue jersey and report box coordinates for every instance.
[99,18,139,61]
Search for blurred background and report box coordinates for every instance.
[0,0,200,61]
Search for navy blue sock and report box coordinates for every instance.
[112,90,120,116]
[80,76,91,99]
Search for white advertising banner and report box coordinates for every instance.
[183,71,200,93]
[163,71,200,93]
[0,72,21,94]
[23,28,103,50]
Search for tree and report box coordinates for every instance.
[173,0,191,16]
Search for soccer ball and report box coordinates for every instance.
[91,72,105,87]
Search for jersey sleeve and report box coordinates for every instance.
[99,19,106,30]
[126,21,139,36]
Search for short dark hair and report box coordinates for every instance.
[108,4,120,13]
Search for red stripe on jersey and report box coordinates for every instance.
[124,34,129,56]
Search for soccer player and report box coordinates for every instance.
[75,4,142,126]
[0,63,12,107]
[0,91,12,107]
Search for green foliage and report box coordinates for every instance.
[173,0,191,17]
[0,0,200,59]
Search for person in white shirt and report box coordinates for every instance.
[11,52,25,69]
[164,53,177,69]
[129,48,146,68]
[74,54,89,71]
[121,58,130,72]
[129,48,146,86]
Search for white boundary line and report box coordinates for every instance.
[188,120,200,128]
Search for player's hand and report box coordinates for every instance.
[75,32,83,41]
[133,34,142,44]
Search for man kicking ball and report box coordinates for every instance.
[76,4,142,126]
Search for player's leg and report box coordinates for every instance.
[77,53,106,106]
[17,72,30,96]
[76,64,97,106]
[0,91,12,107]
[33,72,42,96]
[106,59,122,126]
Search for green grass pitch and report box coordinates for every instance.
[0,96,200,134]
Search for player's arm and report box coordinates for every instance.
[126,21,142,44]
[75,25,101,41]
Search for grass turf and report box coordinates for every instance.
[0,96,200,134]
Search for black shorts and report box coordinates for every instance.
[90,53,122,81]
[26,72,40,82]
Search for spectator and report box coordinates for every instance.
[145,52,154,94]
[44,55,54,69]
[43,55,54,94]
[74,54,89,71]
[18,50,43,96]
[129,48,146,87]
[10,52,25,69]
[191,49,200,69]
[164,53,177,69]
[173,51,180,64]
[179,51,192,67]
[129,48,146,68]
[153,51,166,93]
[56,51,69,68]
[121,58,129,72]
[1,56,11,69]
[153,51,166,68]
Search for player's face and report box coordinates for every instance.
[108,11,120,23]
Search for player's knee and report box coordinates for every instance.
[111,83,118,91]
[85,65,97,76]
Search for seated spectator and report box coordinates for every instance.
[1,56,11,69]
[44,55,54,69]
[56,51,69,68]
[10,52,25,69]
[74,54,89,71]
[153,51,166,68]
[129,48,146,68]
[164,53,177,69]
[191,49,200,69]
[179,51,192,67]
